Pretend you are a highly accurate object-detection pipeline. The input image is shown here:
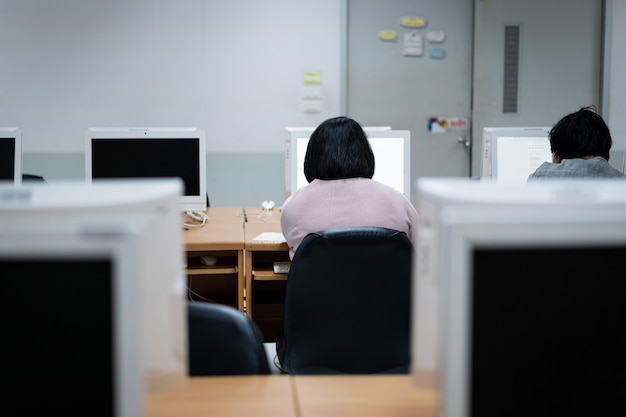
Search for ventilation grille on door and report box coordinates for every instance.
[503,25,520,114]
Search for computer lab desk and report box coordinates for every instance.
[183,206,290,339]
[183,207,246,311]
[243,207,290,341]
[146,374,437,417]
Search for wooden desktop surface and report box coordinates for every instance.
[183,206,285,253]
[147,375,296,417]
[293,375,437,417]
[243,206,286,250]
[146,375,437,417]
[244,206,282,224]
[183,206,245,251]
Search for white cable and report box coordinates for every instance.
[183,210,208,228]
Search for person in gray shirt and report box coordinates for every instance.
[528,106,625,180]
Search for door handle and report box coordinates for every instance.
[457,136,471,147]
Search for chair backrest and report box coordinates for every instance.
[277,226,414,374]
[187,301,270,375]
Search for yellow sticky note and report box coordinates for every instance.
[379,29,397,41]
[401,16,426,28]
[303,71,322,85]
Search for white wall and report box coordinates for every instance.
[0,0,342,153]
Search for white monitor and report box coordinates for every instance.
[412,178,626,417]
[0,127,22,185]
[85,127,207,212]
[284,127,410,199]
[480,127,551,182]
[0,179,188,399]
[284,127,314,198]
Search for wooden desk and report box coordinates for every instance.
[147,375,296,417]
[146,375,437,417]
[181,206,290,333]
[243,207,290,340]
[183,207,246,311]
[293,375,437,417]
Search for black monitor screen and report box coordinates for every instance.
[470,246,626,417]
[91,138,200,196]
[1,258,115,416]
[0,137,16,181]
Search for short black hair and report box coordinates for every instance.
[304,116,375,182]
[550,105,612,160]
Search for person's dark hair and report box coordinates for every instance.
[303,116,375,182]
[549,105,612,160]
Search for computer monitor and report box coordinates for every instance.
[480,126,552,182]
[412,178,626,417]
[0,179,188,402]
[1,220,144,416]
[0,127,22,184]
[85,127,207,212]
[284,127,314,198]
[284,127,410,199]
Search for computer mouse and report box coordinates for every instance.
[199,255,218,266]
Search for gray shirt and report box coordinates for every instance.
[528,157,626,180]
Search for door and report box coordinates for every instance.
[471,0,603,177]
[346,0,474,200]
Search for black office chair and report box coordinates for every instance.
[276,226,414,375]
[187,301,270,375]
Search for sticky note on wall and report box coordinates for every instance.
[400,16,427,28]
[379,29,397,41]
[303,71,322,85]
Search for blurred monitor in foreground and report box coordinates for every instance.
[0,179,187,416]
[412,178,626,417]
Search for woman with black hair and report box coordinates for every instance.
[280,116,418,259]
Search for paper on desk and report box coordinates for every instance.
[253,232,286,242]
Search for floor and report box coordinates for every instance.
[263,342,283,374]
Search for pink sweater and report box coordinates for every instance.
[280,178,418,259]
